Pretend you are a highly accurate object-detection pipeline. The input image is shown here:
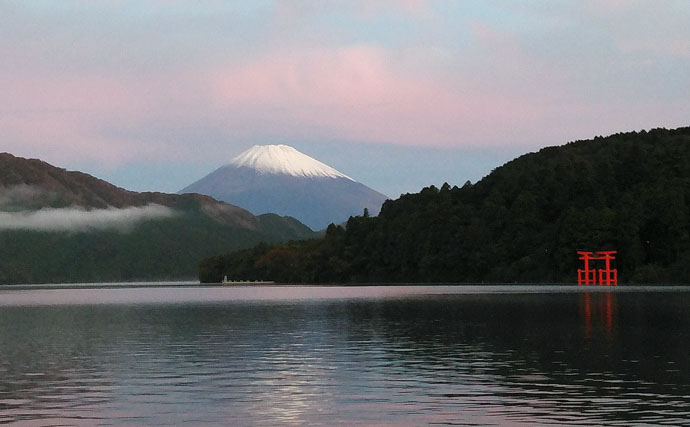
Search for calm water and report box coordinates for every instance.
[1,285,690,426]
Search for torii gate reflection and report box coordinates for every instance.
[580,292,617,339]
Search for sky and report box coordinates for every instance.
[1,0,689,198]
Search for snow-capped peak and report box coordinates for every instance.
[230,145,354,181]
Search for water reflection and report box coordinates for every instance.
[1,287,690,425]
[580,291,618,339]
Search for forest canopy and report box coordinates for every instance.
[199,127,690,285]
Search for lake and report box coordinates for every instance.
[1,285,689,425]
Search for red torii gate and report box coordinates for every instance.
[577,250,617,286]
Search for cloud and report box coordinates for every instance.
[0,0,688,179]
[209,45,537,147]
[0,204,176,232]
[0,185,56,208]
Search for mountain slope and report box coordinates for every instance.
[180,145,388,230]
[0,153,315,284]
[199,127,690,284]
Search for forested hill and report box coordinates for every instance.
[0,153,315,284]
[199,127,690,284]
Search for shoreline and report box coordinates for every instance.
[2,282,690,291]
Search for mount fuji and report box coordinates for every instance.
[180,145,388,230]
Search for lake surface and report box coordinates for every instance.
[1,285,690,425]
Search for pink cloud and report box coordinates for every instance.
[355,0,433,18]
[2,0,687,172]
[208,46,548,147]
[274,0,433,20]
[470,21,516,48]
[0,63,213,167]
[582,0,640,16]
[617,37,690,59]
[2,72,135,161]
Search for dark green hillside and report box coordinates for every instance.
[0,213,313,285]
[0,153,315,284]
[199,127,690,284]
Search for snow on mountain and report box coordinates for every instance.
[231,145,354,180]
[180,145,388,230]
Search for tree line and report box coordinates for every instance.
[199,127,690,284]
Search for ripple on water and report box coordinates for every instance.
[2,286,690,425]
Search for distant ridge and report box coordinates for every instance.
[0,153,315,284]
[181,145,388,230]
